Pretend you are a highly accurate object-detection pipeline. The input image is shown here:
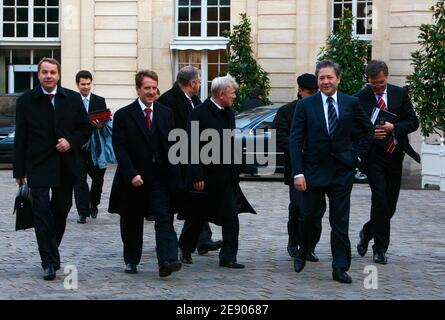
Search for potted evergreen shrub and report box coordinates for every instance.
[407,0,445,190]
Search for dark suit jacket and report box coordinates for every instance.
[157,82,202,130]
[273,99,297,185]
[239,97,266,113]
[87,93,107,113]
[13,85,92,187]
[356,84,420,163]
[289,92,374,188]
[184,98,255,225]
[108,100,178,215]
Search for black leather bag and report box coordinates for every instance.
[13,183,34,231]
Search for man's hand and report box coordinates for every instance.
[91,120,105,129]
[193,181,205,191]
[56,138,71,152]
[15,178,26,185]
[374,127,387,140]
[294,176,307,192]
[131,175,144,187]
[376,121,394,133]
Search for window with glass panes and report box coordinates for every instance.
[333,0,372,40]
[1,0,59,39]
[176,49,228,100]
[177,0,230,37]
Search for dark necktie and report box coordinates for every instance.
[186,96,193,108]
[145,107,152,129]
[47,94,55,108]
[377,95,396,154]
[327,96,337,137]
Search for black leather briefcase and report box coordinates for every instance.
[13,183,34,231]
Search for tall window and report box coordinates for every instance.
[173,1,230,101]
[176,49,228,99]
[177,0,230,38]
[1,0,60,40]
[333,0,372,40]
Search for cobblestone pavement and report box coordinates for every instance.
[0,167,444,300]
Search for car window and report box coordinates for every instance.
[252,113,277,132]
[235,107,275,129]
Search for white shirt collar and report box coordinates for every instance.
[138,98,153,113]
[210,97,224,110]
[320,91,338,104]
[82,93,91,101]
[41,86,57,95]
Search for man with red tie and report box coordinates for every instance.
[108,70,182,277]
[13,58,92,280]
[356,60,420,265]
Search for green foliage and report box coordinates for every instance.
[407,0,445,137]
[224,13,271,111]
[318,8,370,95]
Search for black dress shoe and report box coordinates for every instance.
[43,265,56,281]
[287,246,298,258]
[91,207,98,219]
[306,250,319,262]
[197,240,223,255]
[373,251,388,264]
[159,261,182,277]
[180,250,193,264]
[293,252,306,273]
[77,215,87,224]
[219,261,245,269]
[357,230,369,256]
[332,269,352,284]
[124,263,137,274]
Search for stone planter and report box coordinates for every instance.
[421,138,445,190]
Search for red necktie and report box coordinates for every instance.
[47,94,54,101]
[145,107,152,129]
[377,95,396,154]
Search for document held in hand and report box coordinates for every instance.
[88,108,112,122]
[370,107,398,125]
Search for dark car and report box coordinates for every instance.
[235,105,284,176]
[234,105,368,183]
[0,115,15,164]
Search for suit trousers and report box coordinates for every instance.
[362,147,404,253]
[120,170,178,266]
[289,186,323,249]
[180,220,213,250]
[74,149,106,216]
[31,178,73,269]
[179,189,239,262]
[300,182,353,271]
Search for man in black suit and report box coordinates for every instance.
[180,74,250,269]
[158,66,222,263]
[273,73,320,260]
[356,60,420,264]
[108,70,182,277]
[290,60,374,283]
[74,70,112,223]
[13,58,92,280]
[239,87,266,113]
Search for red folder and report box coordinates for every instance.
[88,109,112,122]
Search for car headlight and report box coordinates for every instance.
[7,131,15,138]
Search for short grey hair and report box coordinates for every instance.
[176,65,201,86]
[365,60,389,78]
[315,60,341,78]
[210,74,238,97]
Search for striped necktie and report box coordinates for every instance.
[377,95,396,154]
[327,96,337,137]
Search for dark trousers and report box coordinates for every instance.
[179,190,239,262]
[74,149,106,217]
[120,175,178,266]
[180,221,213,250]
[31,178,73,269]
[362,147,404,254]
[300,182,353,271]
[288,186,323,249]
